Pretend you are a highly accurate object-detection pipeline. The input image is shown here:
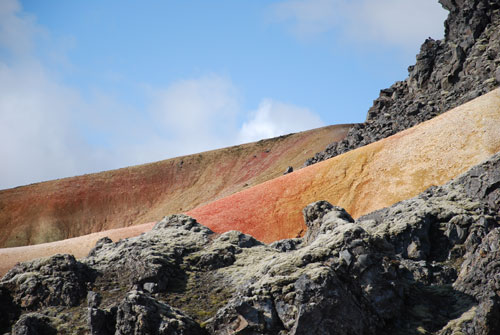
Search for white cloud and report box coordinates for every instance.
[271,0,448,49]
[119,75,242,162]
[134,79,325,160]
[0,61,92,188]
[0,0,44,58]
[238,99,324,143]
[0,1,90,189]
[272,0,342,37]
[347,0,448,48]
[150,75,240,152]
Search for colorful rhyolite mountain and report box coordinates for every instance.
[0,88,498,277]
[0,124,352,248]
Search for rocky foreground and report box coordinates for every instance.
[1,152,499,334]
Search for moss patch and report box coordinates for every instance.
[160,270,233,324]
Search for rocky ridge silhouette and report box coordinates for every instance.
[305,0,500,166]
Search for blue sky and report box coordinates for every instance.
[0,0,447,189]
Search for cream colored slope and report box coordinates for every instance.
[0,222,156,277]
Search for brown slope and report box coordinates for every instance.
[0,124,353,248]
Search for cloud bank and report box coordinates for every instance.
[271,0,448,49]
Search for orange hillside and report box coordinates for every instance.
[187,88,500,243]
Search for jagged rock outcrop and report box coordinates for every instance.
[11,313,57,335]
[1,152,499,334]
[0,254,96,310]
[305,0,500,166]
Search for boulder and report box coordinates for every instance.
[0,254,95,310]
[114,290,207,335]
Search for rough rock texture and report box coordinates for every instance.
[0,287,20,332]
[0,254,96,310]
[11,313,57,335]
[458,156,500,215]
[1,153,499,334]
[305,0,500,166]
[113,290,206,335]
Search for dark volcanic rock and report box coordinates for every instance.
[0,254,95,310]
[0,287,20,333]
[455,154,500,214]
[88,307,116,335]
[85,214,214,294]
[11,313,57,335]
[305,0,500,166]
[114,290,207,335]
[302,201,353,245]
[452,228,500,334]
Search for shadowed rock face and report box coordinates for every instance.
[0,125,352,248]
[1,153,499,334]
[188,88,500,243]
[305,0,500,166]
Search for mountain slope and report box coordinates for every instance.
[1,0,500,332]
[1,152,499,334]
[0,124,352,248]
[1,88,497,277]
